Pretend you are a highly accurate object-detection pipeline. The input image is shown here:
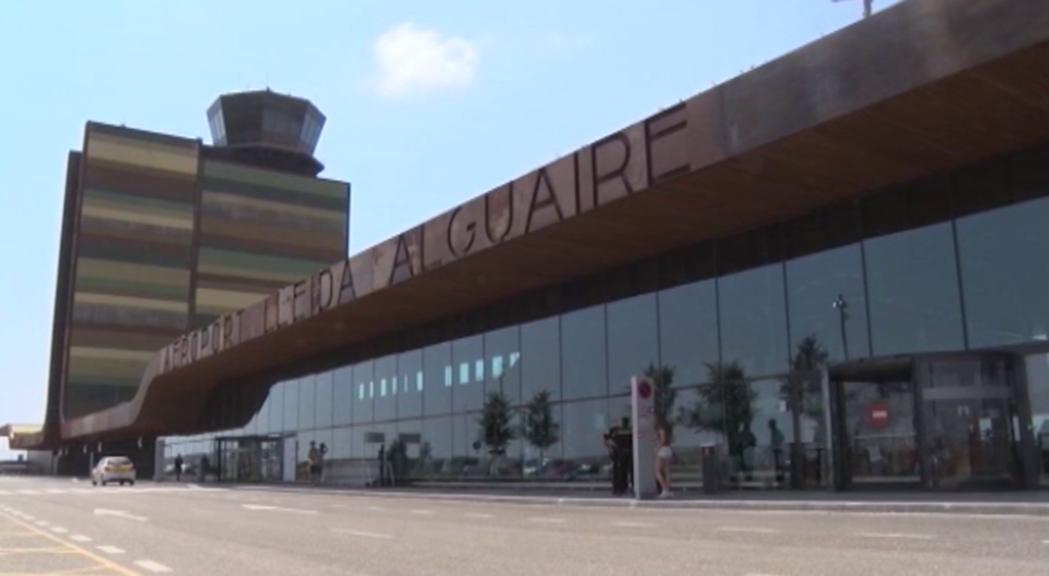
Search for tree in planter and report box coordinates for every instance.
[522,390,560,470]
[679,361,755,477]
[478,391,515,457]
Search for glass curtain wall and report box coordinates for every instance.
[163,156,1049,490]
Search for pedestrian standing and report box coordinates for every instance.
[655,424,673,498]
[613,417,634,495]
[174,454,183,482]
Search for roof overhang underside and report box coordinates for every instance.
[59,0,1049,442]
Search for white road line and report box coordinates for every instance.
[50,526,68,534]
[241,504,318,515]
[612,521,657,528]
[333,528,394,540]
[367,505,387,512]
[34,520,49,527]
[716,526,779,535]
[330,504,349,509]
[17,490,40,495]
[465,513,493,520]
[1043,540,1049,545]
[857,532,934,541]
[0,489,11,495]
[134,559,174,573]
[45,489,66,495]
[744,573,784,576]
[527,517,567,524]
[70,534,92,543]
[97,545,126,555]
[411,509,435,516]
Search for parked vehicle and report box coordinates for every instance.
[91,456,136,486]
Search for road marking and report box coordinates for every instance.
[861,530,937,541]
[367,505,387,512]
[716,526,779,534]
[34,520,49,527]
[135,559,174,573]
[242,504,318,515]
[333,528,394,540]
[527,517,567,524]
[97,545,126,555]
[612,520,657,528]
[1043,540,1049,545]
[50,526,68,534]
[465,513,493,520]
[45,489,67,494]
[0,490,11,495]
[330,504,349,509]
[70,534,92,542]
[17,490,40,495]
[1,512,140,576]
[744,573,784,576]
[94,508,148,522]
[411,509,435,516]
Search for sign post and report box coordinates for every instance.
[631,375,658,499]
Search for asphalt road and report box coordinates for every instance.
[0,476,1046,576]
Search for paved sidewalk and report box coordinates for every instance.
[219,481,1049,516]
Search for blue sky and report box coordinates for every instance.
[0,0,892,457]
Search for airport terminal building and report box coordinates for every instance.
[29,0,1049,491]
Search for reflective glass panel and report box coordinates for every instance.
[561,305,608,400]
[658,279,719,388]
[521,317,560,402]
[719,264,789,377]
[353,361,373,424]
[424,343,453,416]
[957,197,1049,347]
[333,366,353,426]
[865,222,965,355]
[607,294,658,396]
[453,335,484,413]
[397,349,423,419]
[786,244,870,364]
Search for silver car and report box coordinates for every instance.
[91,456,136,486]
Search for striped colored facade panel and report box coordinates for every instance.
[193,160,347,325]
[57,123,350,420]
[64,125,199,419]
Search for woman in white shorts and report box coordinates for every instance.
[655,425,673,498]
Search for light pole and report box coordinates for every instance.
[832,294,850,361]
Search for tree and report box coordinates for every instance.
[644,363,677,435]
[680,361,755,471]
[522,390,560,463]
[792,335,829,372]
[478,391,515,456]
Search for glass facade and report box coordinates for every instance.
[163,148,1049,491]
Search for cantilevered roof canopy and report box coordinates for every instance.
[58,0,1049,442]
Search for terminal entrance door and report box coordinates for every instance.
[834,361,921,488]
[918,356,1018,489]
[831,353,1021,490]
[216,436,284,483]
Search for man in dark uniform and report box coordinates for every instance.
[605,417,634,495]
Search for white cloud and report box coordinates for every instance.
[373,22,478,98]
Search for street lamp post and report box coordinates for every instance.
[832,294,850,361]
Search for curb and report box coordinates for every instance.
[227,484,1049,517]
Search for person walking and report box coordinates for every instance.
[307,441,321,483]
[174,454,183,482]
[655,424,673,498]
